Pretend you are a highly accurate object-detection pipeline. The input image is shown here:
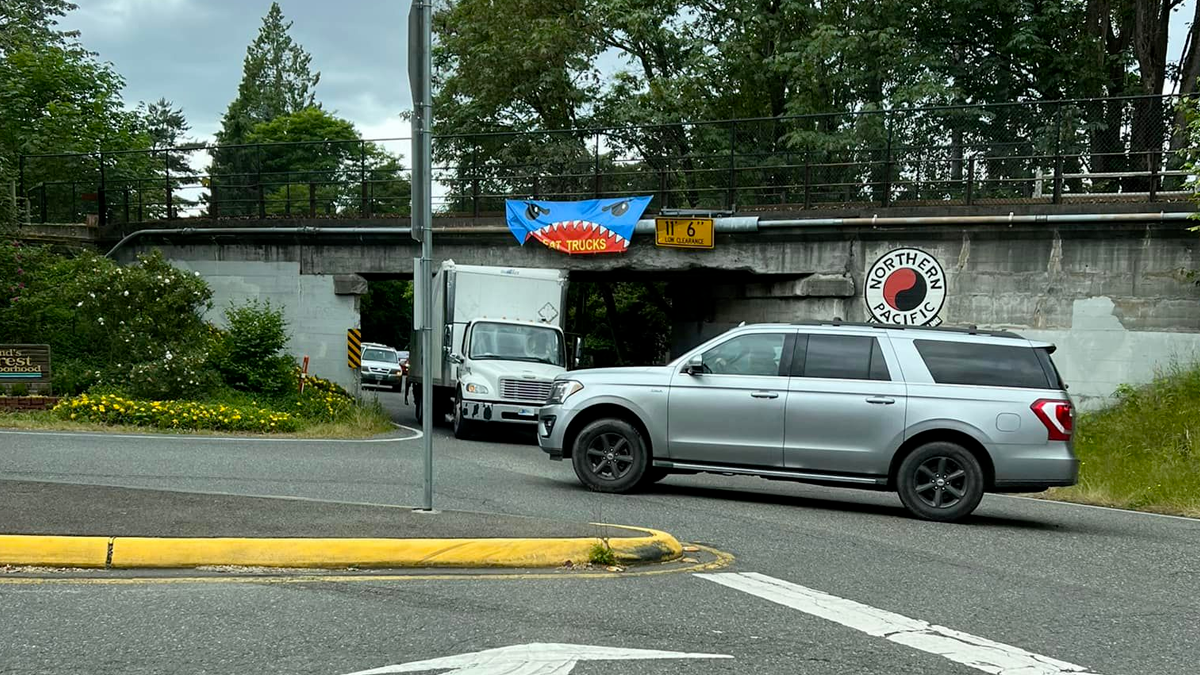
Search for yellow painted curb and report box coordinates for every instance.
[0,535,110,567]
[0,526,681,570]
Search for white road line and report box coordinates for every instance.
[0,426,422,444]
[391,422,424,440]
[698,572,1101,675]
[995,494,1199,523]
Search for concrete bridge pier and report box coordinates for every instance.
[145,257,368,392]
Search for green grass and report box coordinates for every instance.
[588,541,617,566]
[1039,364,1200,518]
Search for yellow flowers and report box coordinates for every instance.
[53,393,300,433]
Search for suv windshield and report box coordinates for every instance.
[362,348,396,363]
[469,322,564,366]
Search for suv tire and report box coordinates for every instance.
[896,441,985,522]
[571,418,648,493]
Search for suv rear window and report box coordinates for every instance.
[914,340,1058,389]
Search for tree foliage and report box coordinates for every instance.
[210,2,323,215]
[360,280,414,350]
[0,241,213,395]
[216,2,320,145]
[431,0,1200,214]
[210,299,296,395]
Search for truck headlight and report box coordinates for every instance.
[547,380,584,405]
[465,383,489,395]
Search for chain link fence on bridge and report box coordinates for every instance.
[17,94,1199,229]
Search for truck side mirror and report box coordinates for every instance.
[448,352,464,365]
[573,337,583,368]
[685,354,705,375]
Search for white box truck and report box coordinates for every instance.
[409,261,574,439]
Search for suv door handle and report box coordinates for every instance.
[750,391,780,399]
[866,396,895,405]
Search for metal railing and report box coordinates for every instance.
[17,94,1199,229]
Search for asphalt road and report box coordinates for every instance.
[2,388,1199,675]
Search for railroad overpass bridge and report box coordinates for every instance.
[16,94,1200,405]
[91,201,1200,409]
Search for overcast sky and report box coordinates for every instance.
[62,0,411,143]
[62,0,1198,147]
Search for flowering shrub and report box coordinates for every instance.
[0,245,212,390]
[299,369,352,399]
[292,369,355,421]
[122,348,217,400]
[53,393,301,433]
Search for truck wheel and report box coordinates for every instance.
[434,394,453,428]
[896,442,985,522]
[452,390,477,440]
[571,418,648,494]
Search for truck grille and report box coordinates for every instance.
[499,378,553,403]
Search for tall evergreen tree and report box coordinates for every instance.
[133,98,196,217]
[210,2,321,215]
[216,2,319,145]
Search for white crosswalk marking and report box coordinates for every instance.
[698,572,1102,675]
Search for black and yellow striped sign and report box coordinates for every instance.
[347,328,362,368]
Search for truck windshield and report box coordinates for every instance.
[469,322,564,367]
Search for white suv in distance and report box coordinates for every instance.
[360,343,403,391]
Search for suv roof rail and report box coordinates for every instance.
[789,319,1024,340]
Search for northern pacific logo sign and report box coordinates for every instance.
[864,248,946,326]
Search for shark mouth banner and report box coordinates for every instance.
[505,196,653,255]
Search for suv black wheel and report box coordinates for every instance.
[896,442,985,522]
[571,419,648,493]
[452,389,477,440]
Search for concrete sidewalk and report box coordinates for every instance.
[0,480,681,569]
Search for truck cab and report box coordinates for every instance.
[408,261,572,440]
[449,317,568,438]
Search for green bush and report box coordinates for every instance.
[7,382,28,397]
[51,358,101,397]
[0,245,213,389]
[211,300,296,394]
[122,347,220,400]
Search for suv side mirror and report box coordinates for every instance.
[685,354,705,375]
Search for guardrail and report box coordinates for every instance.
[17,94,1200,229]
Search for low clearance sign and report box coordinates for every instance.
[0,345,52,382]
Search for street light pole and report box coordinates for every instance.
[409,0,434,511]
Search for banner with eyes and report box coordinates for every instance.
[504,196,653,255]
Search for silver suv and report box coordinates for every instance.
[537,321,1077,522]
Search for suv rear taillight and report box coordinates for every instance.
[1031,399,1073,441]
